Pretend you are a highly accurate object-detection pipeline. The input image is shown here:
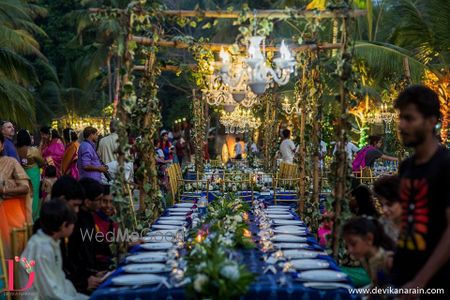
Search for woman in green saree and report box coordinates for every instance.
[16,129,43,221]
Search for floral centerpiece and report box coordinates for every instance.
[184,194,255,299]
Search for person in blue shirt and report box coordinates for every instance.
[1,121,19,161]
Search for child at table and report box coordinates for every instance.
[19,198,89,300]
[343,217,395,289]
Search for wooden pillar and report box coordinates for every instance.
[332,16,350,261]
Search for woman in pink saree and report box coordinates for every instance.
[40,126,65,177]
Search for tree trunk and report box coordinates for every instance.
[298,107,306,215]
[332,17,350,261]
[113,55,121,118]
[403,56,411,84]
[107,53,113,107]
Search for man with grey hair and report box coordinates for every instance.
[97,119,119,164]
[1,121,19,161]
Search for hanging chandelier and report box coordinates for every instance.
[281,96,302,115]
[369,103,397,124]
[202,72,260,108]
[218,14,296,96]
[219,106,261,134]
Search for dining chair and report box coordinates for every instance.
[273,176,302,206]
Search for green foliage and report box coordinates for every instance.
[185,194,255,299]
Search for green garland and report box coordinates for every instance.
[190,43,214,174]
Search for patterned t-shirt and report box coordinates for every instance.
[392,146,450,289]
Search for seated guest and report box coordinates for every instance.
[350,184,380,217]
[19,198,88,300]
[373,175,402,242]
[343,217,395,288]
[33,176,85,233]
[93,185,118,270]
[68,177,105,294]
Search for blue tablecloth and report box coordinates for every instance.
[90,195,359,300]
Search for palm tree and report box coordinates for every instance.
[354,0,449,141]
[0,0,47,128]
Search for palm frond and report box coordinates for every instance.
[33,60,60,85]
[0,0,32,24]
[0,76,35,128]
[0,25,45,58]
[354,41,440,82]
[0,47,37,83]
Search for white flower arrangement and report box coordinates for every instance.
[220,264,240,282]
[193,274,209,292]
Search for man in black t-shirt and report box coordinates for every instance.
[392,85,450,299]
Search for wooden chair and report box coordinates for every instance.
[279,161,298,179]
[273,177,301,205]
[354,167,377,186]
[221,178,254,202]
[177,178,210,203]
[167,165,179,204]
[253,172,274,191]
[173,163,183,181]
[10,224,32,292]
[0,236,12,300]
[209,159,221,168]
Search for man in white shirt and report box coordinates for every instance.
[97,120,119,164]
[279,129,296,164]
[19,199,89,300]
[333,141,359,162]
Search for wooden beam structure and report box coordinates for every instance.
[89,8,366,19]
[132,35,342,52]
[133,65,196,72]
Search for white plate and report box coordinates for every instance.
[267,214,294,219]
[283,250,323,259]
[141,242,173,251]
[111,274,165,286]
[274,225,307,231]
[273,219,304,226]
[142,234,180,244]
[265,210,290,214]
[152,224,183,230]
[273,227,307,236]
[168,208,192,212]
[297,270,348,282]
[122,263,170,273]
[175,203,195,208]
[267,205,290,210]
[274,243,309,249]
[303,282,352,290]
[271,234,307,242]
[290,259,330,270]
[156,220,186,226]
[146,229,181,236]
[168,211,189,216]
[158,216,186,221]
[126,252,167,263]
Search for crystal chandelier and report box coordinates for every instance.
[218,11,296,96]
[369,103,397,124]
[202,72,260,108]
[219,106,261,134]
[219,39,296,96]
[281,96,301,115]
